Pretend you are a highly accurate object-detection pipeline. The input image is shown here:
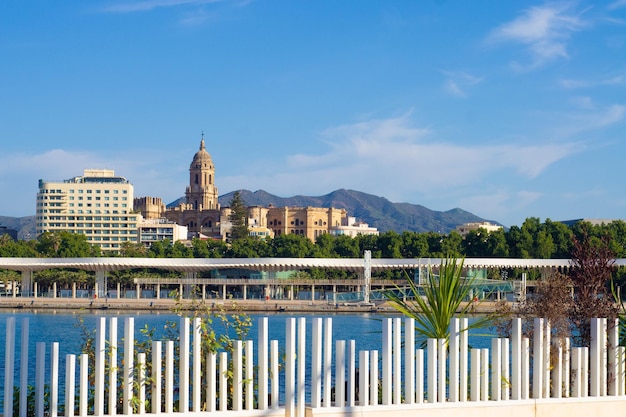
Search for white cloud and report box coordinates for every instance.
[441,71,484,98]
[487,3,587,69]
[560,73,626,89]
[555,104,626,137]
[570,96,595,109]
[100,0,221,13]
[218,113,584,207]
[608,0,626,11]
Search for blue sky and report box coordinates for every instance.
[1,1,625,228]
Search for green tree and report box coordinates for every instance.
[270,233,316,258]
[228,191,249,241]
[486,229,509,257]
[377,231,403,258]
[401,232,429,258]
[36,231,100,257]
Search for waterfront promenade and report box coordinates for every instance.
[0,296,502,314]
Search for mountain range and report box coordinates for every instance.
[216,189,494,234]
[1,189,495,240]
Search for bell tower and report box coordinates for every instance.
[185,133,219,210]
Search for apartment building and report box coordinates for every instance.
[36,169,140,251]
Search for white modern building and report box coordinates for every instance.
[137,218,188,246]
[330,216,379,237]
[36,169,140,252]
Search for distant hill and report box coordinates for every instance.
[216,189,495,234]
[0,216,36,240]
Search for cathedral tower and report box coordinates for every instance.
[185,134,219,210]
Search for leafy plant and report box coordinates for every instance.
[384,256,499,345]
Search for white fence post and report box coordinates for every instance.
[491,338,502,401]
[285,318,296,417]
[311,317,322,408]
[123,317,134,415]
[405,318,415,404]
[533,318,544,399]
[347,339,356,407]
[480,348,489,401]
[206,351,216,412]
[370,350,379,405]
[152,341,162,414]
[359,350,369,406]
[50,342,59,417]
[192,317,201,412]
[450,318,460,402]
[427,338,438,403]
[298,317,306,417]
[80,353,88,417]
[179,317,190,413]
[4,317,15,417]
[233,340,243,411]
[137,352,146,415]
[94,318,105,416]
[335,340,345,407]
[219,352,228,411]
[460,317,469,402]
[323,317,333,408]
[65,354,75,417]
[36,342,46,417]
[245,340,254,410]
[393,318,402,404]
[382,318,392,405]
[415,349,424,404]
[511,318,521,400]
[258,317,269,410]
[271,339,280,408]
[572,347,582,397]
[165,340,174,413]
[590,318,602,396]
[19,318,29,417]
[470,348,480,401]
[437,338,446,402]
[543,320,551,399]
[109,317,118,416]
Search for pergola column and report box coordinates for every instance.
[52,282,57,299]
[222,284,226,300]
[116,282,121,299]
[72,282,76,299]
[33,282,38,298]
[95,270,106,298]
[202,284,206,300]
[136,283,141,300]
[243,284,247,300]
[21,270,33,297]
[156,283,161,299]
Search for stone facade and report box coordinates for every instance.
[266,206,347,241]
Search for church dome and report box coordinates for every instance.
[191,137,213,168]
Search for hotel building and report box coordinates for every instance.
[36,169,140,251]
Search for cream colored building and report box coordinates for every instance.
[265,206,347,241]
[456,221,503,236]
[36,169,140,252]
